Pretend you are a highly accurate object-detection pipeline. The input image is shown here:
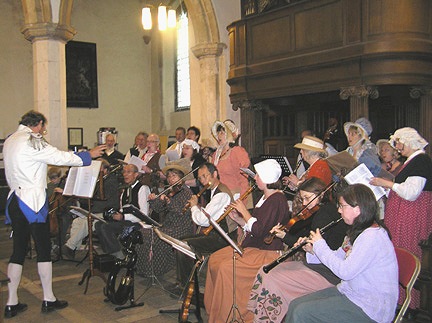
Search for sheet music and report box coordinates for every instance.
[344,163,386,200]
[154,228,196,259]
[129,155,147,173]
[63,160,101,198]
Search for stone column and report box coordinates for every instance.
[410,87,432,155]
[191,42,226,141]
[20,0,76,149]
[233,99,266,158]
[339,85,379,121]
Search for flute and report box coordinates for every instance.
[263,217,343,273]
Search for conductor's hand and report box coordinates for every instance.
[89,145,107,158]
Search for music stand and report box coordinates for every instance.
[121,204,164,289]
[78,199,107,294]
[259,155,293,177]
[155,228,203,323]
[203,209,244,323]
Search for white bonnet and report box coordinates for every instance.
[181,139,200,152]
[390,127,428,150]
[254,159,282,184]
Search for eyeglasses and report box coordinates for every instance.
[337,203,351,210]
[147,140,158,143]
[197,173,211,181]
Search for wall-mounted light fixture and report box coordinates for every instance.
[142,5,176,44]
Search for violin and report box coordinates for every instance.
[179,259,202,322]
[263,204,320,245]
[165,183,183,198]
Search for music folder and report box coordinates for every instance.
[154,228,197,260]
[202,209,243,256]
[121,204,162,227]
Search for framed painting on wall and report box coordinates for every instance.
[66,41,99,108]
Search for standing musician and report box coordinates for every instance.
[3,110,105,318]
[248,177,348,323]
[173,162,237,292]
[61,158,120,260]
[95,164,150,259]
[204,159,289,323]
[135,165,194,278]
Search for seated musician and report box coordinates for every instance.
[248,177,348,323]
[204,159,289,322]
[173,162,237,292]
[135,165,194,278]
[282,136,332,191]
[286,184,398,322]
[61,158,120,259]
[95,164,150,259]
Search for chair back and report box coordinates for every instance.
[393,247,421,323]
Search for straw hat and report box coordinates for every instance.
[294,136,325,153]
[254,159,281,184]
[211,120,235,143]
[161,157,192,180]
[344,117,373,139]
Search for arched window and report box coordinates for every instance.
[175,10,190,111]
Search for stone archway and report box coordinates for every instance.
[184,0,227,142]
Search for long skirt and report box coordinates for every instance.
[385,190,432,308]
[247,261,334,323]
[204,247,281,323]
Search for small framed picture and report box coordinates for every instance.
[68,128,83,148]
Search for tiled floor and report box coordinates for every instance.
[0,217,208,322]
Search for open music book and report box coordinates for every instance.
[344,163,387,200]
[154,228,197,260]
[63,160,102,198]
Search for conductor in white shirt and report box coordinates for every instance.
[3,110,105,317]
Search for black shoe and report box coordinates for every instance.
[41,299,68,313]
[61,245,75,260]
[4,303,28,318]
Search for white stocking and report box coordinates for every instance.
[7,263,23,305]
[37,262,56,301]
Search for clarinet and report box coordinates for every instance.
[263,218,343,273]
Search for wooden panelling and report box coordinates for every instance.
[250,15,292,61]
[294,1,343,51]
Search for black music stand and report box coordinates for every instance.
[204,209,244,323]
[77,199,107,294]
[155,229,203,323]
[259,155,293,177]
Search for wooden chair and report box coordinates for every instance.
[393,247,421,323]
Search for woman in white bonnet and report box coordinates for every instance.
[370,127,432,310]
[344,117,381,176]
